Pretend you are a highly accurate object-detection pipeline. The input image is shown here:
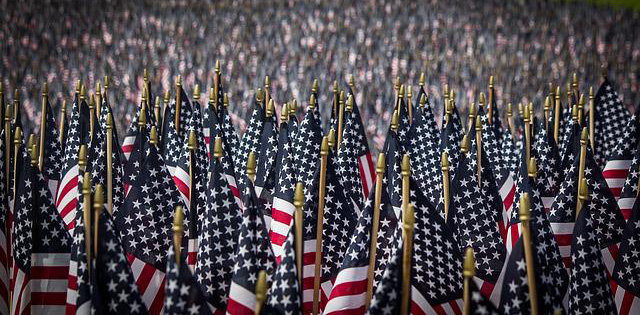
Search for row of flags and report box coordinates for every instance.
[0,67,638,315]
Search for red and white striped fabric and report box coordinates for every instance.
[323,265,369,315]
[203,127,210,158]
[226,282,256,315]
[187,238,197,272]
[603,159,633,200]
[411,286,463,315]
[55,164,79,232]
[269,196,295,263]
[301,239,334,314]
[612,284,640,315]
[618,196,636,221]
[168,165,191,209]
[358,153,375,199]
[127,254,166,315]
[65,258,77,314]
[12,253,69,315]
[0,228,8,315]
[550,222,574,268]
[498,174,515,243]
[121,134,136,161]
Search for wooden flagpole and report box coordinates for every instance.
[106,115,114,215]
[93,184,104,256]
[95,82,102,120]
[441,152,450,220]
[4,104,10,195]
[523,103,531,163]
[463,247,475,315]
[543,96,550,132]
[576,127,588,215]
[82,172,91,278]
[475,115,482,186]
[400,203,415,315]
[175,75,182,136]
[312,136,329,315]
[38,83,47,171]
[294,182,304,291]
[519,192,538,315]
[12,126,21,202]
[488,76,494,125]
[506,103,515,140]
[255,270,267,315]
[337,91,345,151]
[467,103,476,134]
[172,205,184,266]
[187,130,196,212]
[264,76,270,109]
[365,153,385,307]
[577,94,584,125]
[554,86,561,143]
[589,87,595,151]
[407,86,413,124]
[88,94,95,141]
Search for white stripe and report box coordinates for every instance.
[487,260,507,306]
[31,279,67,293]
[129,257,145,280]
[603,160,632,172]
[558,245,572,259]
[601,246,617,275]
[13,268,30,315]
[332,266,369,287]
[324,293,366,315]
[618,197,636,210]
[227,282,256,312]
[302,288,314,304]
[31,305,65,314]
[321,279,333,302]
[359,155,374,191]
[56,165,79,204]
[615,286,627,314]
[47,180,58,200]
[541,197,554,210]
[76,300,91,315]
[606,178,626,189]
[411,285,435,314]
[550,222,575,234]
[141,269,165,311]
[32,253,70,267]
[499,175,515,199]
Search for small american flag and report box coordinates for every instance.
[12,146,71,314]
[236,95,264,196]
[616,150,640,221]
[531,121,562,212]
[593,78,632,167]
[265,231,301,314]
[115,141,184,315]
[254,109,278,232]
[0,130,9,315]
[161,86,193,170]
[292,105,322,190]
[40,99,64,196]
[438,103,463,184]
[92,210,146,314]
[612,197,640,314]
[163,250,209,315]
[365,236,402,314]
[602,111,639,213]
[226,183,275,315]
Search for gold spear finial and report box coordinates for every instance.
[193,84,200,101]
[187,129,196,151]
[247,152,256,182]
[213,136,223,159]
[208,87,215,105]
[144,68,148,84]
[571,104,578,122]
[327,128,335,149]
[309,94,316,110]
[215,60,221,74]
[463,246,475,278]
[266,99,274,118]
[75,80,81,94]
[138,104,146,129]
[419,72,425,87]
[312,79,318,94]
[80,84,86,101]
[255,270,267,314]
[346,95,353,112]
[265,75,270,88]
[172,205,184,266]
[290,99,297,115]
[256,88,263,103]
[461,133,469,154]
[281,103,289,122]
[223,93,229,108]
[572,73,578,90]
[321,136,329,157]
[577,177,588,216]
[391,110,399,132]
[419,93,426,109]
[78,144,87,170]
[528,158,537,179]
[479,92,486,110]
[349,75,355,90]
[399,85,405,98]
[150,126,158,145]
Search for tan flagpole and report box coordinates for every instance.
[58,100,66,144]
[82,172,91,278]
[187,130,196,212]
[577,94,585,125]
[294,182,304,290]
[506,103,515,140]
[105,114,114,215]
[475,115,482,186]
[247,152,256,184]
[488,76,494,125]
[467,103,476,134]
[407,86,413,124]
[173,205,184,266]
[12,126,21,202]
[312,136,329,315]
[95,82,102,119]
[441,152,450,220]
[255,270,267,315]
[543,96,550,132]
[365,153,385,308]
[93,184,104,256]
[589,87,595,151]
[175,75,182,136]
[554,86,561,143]
[38,83,47,171]
[576,127,588,214]
[337,91,345,152]
[463,247,475,315]
[264,76,270,108]
[88,94,95,140]
[519,192,538,315]
[4,104,10,195]
[400,202,415,315]
[523,103,531,163]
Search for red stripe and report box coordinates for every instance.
[121,144,134,154]
[622,208,633,220]
[502,184,515,213]
[271,208,293,227]
[147,277,166,315]
[133,263,156,294]
[31,292,67,305]
[448,300,462,314]
[553,234,573,246]
[328,278,367,299]
[268,231,286,247]
[55,176,78,208]
[59,199,77,221]
[479,279,495,298]
[172,176,190,201]
[620,290,636,315]
[187,251,197,266]
[226,298,255,315]
[229,184,240,199]
[497,220,507,245]
[325,306,366,315]
[31,265,69,279]
[609,187,623,198]
[510,224,519,250]
[608,243,620,263]
[602,169,628,179]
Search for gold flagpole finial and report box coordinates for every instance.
[290,99,297,116]
[309,94,316,110]
[463,247,475,315]
[78,144,87,171]
[399,85,405,98]
[223,93,229,108]
[138,105,146,129]
[103,76,109,90]
[255,270,267,315]
[150,126,158,145]
[75,80,81,94]
[265,99,274,118]
[29,143,37,166]
[327,128,335,149]
[571,104,578,122]
[346,95,353,112]
[489,75,494,87]
[172,205,184,266]
[213,136,223,159]
[349,75,355,90]
[143,68,148,84]
[419,72,425,87]
[321,136,329,156]
[467,103,476,132]
[264,75,270,89]
[578,93,585,123]
[256,88,263,103]
[215,60,221,74]
[80,84,86,101]
[281,103,289,123]
[333,80,338,94]
[419,93,426,109]
[443,84,449,100]
[208,87,215,106]
[528,158,537,179]
[247,152,256,183]
[460,133,469,154]
[187,129,197,151]
[193,84,200,101]
[391,110,399,132]
[572,73,578,90]
[478,92,486,110]
[394,77,401,92]
[441,151,450,220]
[312,79,318,94]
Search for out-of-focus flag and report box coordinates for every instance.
[593,78,632,167]
[40,98,64,196]
[163,250,209,315]
[265,231,301,314]
[612,197,640,314]
[292,100,322,190]
[254,104,278,231]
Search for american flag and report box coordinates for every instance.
[163,250,209,315]
[55,96,83,232]
[466,282,500,315]
[265,231,301,314]
[300,150,358,314]
[236,95,264,196]
[505,147,568,310]
[336,93,375,211]
[161,86,193,170]
[122,110,151,197]
[12,147,71,314]
[439,103,463,183]
[323,176,397,315]
[122,105,144,162]
[612,197,640,314]
[548,141,626,274]
[446,125,506,300]
[40,99,64,196]
[616,150,640,221]
[194,152,242,313]
[365,236,402,314]
[531,121,562,211]
[65,172,91,315]
[268,118,296,262]
[287,105,299,140]
[567,202,617,314]
[115,141,184,315]
[217,94,241,174]
[92,209,146,314]
[254,108,278,232]
[593,78,632,167]
[226,183,275,315]
[292,104,322,190]
[0,131,9,315]
[602,111,639,206]
[395,97,411,152]
[407,86,441,207]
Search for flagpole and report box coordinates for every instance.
[543,96,550,132]
[95,82,102,120]
[255,270,267,315]
[507,103,515,140]
[577,94,584,125]
[463,247,475,315]
[187,130,196,212]
[460,133,469,155]
[467,103,476,134]
[103,76,109,106]
[81,172,91,279]
[441,152,450,220]
[312,136,329,315]
[576,128,587,214]
[365,153,385,308]
[247,152,256,183]
[519,192,538,315]
[26,134,35,160]
[523,103,531,163]
[289,98,297,118]
[394,78,400,111]
[12,126,22,202]
[3,104,10,195]
[554,86,561,143]
[419,93,425,110]
[478,92,486,113]
[175,75,182,136]
[407,86,413,124]
[589,87,594,151]
[106,115,114,215]
[475,115,482,186]
[337,91,345,152]
[38,83,47,171]
[264,76,270,109]
[12,90,18,126]
[400,203,415,315]
[488,76,494,125]
[88,94,95,140]
[327,128,335,151]
[294,182,304,290]
[93,184,104,256]
[572,73,579,103]
[172,205,184,266]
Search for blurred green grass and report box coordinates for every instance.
[567,0,640,11]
